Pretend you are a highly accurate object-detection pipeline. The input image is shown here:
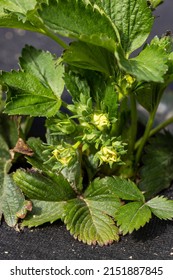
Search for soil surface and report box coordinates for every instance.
[0,1,173,260]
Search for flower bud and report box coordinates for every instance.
[52,144,76,166]
[93,113,110,131]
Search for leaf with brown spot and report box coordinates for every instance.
[11,138,34,156]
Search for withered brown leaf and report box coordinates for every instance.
[11,138,34,157]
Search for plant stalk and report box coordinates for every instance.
[135,115,173,150]
[135,107,157,166]
[43,28,69,49]
[128,93,137,156]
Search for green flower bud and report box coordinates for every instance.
[124,74,135,87]
[52,144,77,166]
[93,113,110,131]
[95,146,120,167]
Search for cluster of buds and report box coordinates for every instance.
[124,74,136,88]
[94,140,127,168]
[52,142,80,166]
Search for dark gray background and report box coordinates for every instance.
[0,0,173,260]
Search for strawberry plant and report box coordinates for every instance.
[1,0,173,246]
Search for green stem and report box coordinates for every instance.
[135,115,173,149]
[135,107,157,165]
[150,116,173,136]
[128,93,137,155]
[42,28,69,49]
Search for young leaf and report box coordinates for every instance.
[97,0,154,54]
[39,0,119,52]
[25,137,53,172]
[63,41,114,76]
[2,70,62,117]
[64,70,91,102]
[146,196,173,220]
[116,44,168,82]
[139,133,173,199]
[22,199,66,227]
[64,177,122,246]
[115,202,152,235]
[101,81,119,119]
[1,46,64,118]
[13,169,76,201]
[20,45,64,98]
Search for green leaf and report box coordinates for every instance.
[64,70,91,102]
[0,0,43,32]
[84,178,122,217]
[20,45,64,98]
[147,196,173,220]
[64,198,119,246]
[13,169,76,201]
[26,138,83,192]
[22,199,66,227]
[115,202,152,235]
[150,35,173,54]
[0,117,19,226]
[63,41,115,76]
[165,52,173,85]
[26,137,53,173]
[97,0,154,54]
[2,70,62,118]
[116,44,168,82]
[63,177,121,245]
[139,133,173,199]
[101,82,119,119]
[0,0,37,14]
[0,161,27,226]
[39,0,119,52]
[136,82,165,113]
[104,176,145,202]
[0,136,11,197]
[84,176,144,202]
[2,47,64,118]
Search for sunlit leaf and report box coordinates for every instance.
[39,0,119,52]
[116,44,168,82]
[96,0,153,54]
[63,41,114,75]
[64,177,122,245]
[13,169,76,201]
[22,199,66,227]
[1,47,64,117]
[115,201,152,235]
[147,196,173,220]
